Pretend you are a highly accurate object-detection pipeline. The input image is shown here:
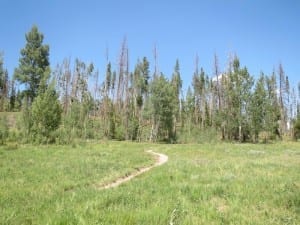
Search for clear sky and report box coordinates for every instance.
[1,0,299,92]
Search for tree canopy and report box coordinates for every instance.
[14,25,50,103]
[0,26,299,144]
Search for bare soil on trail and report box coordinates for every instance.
[96,150,168,190]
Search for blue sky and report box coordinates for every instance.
[1,0,299,92]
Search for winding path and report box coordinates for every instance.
[96,150,168,190]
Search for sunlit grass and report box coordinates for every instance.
[0,142,299,224]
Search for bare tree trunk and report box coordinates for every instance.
[214,53,221,111]
[153,44,159,78]
[124,47,129,140]
[93,70,99,117]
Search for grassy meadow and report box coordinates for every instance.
[0,141,299,224]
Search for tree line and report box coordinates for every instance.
[1,26,300,144]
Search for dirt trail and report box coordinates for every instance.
[97,150,168,190]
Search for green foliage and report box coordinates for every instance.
[249,73,282,142]
[171,59,183,135]
[150,74,177,142]
[265,73,281,138]
[133,57,150,106]
[171,59,182,102]
[14,25,50,102]
[293,118,300,140]
[115,123,126,141]
[0,53,9,111]
[178,126,219,144]
[222,56,254,141]
[57,59,95,141]
[59,101,82,143]
[192,67,210,130]
[250,73,267,142]
[127,116,139,141]
[19,101,33,142]
[105,62,112,93]
[258,131,271,143]
[6,26,299,144]
[108,107,116,139]
[0,116,8,144]
[30,84,62,143]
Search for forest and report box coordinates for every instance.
[1,25,300,144]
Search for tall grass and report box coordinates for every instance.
[0,142,153,224]
[0,142,299,224]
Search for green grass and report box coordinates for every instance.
[0,142,299,224]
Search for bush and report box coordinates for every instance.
[7,128,20,142]
[258,131,270,143]
[293,119,300,140]
[177,126,219,144]
[52,126,74,145]
[30,85,62,144]
[0,116,8,145]
[115,124,126,141]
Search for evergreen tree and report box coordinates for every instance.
[250,73,267,142]
[193,65,211,130]
[141,57,150,96]
[171,59,182,125]
[182,86,195,135]
[14,25,50,103]
[150,74,176,142]
[31,82,62,143]
[265,73,280,138]
[171,60,182,137]
[224,56,253,141]
[130,57,150,141]
[102,62,113,137]
[0,53,9,111]
[278,63,288,135]
[9,79,17,111]
[133,57,150,108]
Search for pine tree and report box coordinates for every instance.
[183,86,195,136]
[128,57,150,141]
[250,73,267,142]
[141,57,150,96]
[150,74,176,142]
[101,62,113,137]
[171,59,182,135]
[192,66,203,127]
[224,56,253,141]
[278,63,288,135]
[0,115,8,145]
[265,72,280,139]
[14,25,50,103]
[31,82,62,143]
[0,53,9,111]
[9,79,18,111]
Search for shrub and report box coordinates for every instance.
[258,131,270,143]
[115,124,126,141]
[0,116,8,145]
[293,119,300,140]
[30,85,62,144]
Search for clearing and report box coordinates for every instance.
[0,142,299,224]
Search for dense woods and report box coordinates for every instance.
[1,26,300,144]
